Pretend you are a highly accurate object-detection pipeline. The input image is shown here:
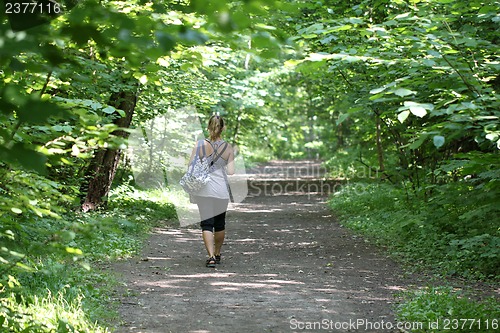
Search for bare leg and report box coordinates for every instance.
[214,230,225,256]
[202,231,215,258]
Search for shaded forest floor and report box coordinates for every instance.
[108,161,487,333]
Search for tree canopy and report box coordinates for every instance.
[0,0,499,330]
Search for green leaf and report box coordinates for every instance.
[336,113,349,125]
[15,262,33,272]
[102,106,117,114]
[324,24,353,33]
[433,135,445,148]
[398,110,411,123]
[403,101,433,118]
[393,88,416,97]
[370,86,387,94]
[11,208,23,214]
[347,18,364,24]
[66,247,83,255]
[82,100,102,111]
[369,93,386,101]
[485,133,499,141]
[409,135,428,150]
[409,106,427,118]
[394,12,411,20]
[478,5,497,14]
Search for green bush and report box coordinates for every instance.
[329,182,499,279]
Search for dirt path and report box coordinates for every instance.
[111,161,422,333]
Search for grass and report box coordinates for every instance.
[1,288,110,333]
[0,186,178,333]
[396,287,499,333]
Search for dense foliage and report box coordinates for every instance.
[0,0,498,331]
[330,183,498,278]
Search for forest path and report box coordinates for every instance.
[111,160,423,333]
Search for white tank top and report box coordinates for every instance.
[196,140,230,199]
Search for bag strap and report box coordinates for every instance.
[195,139,209,156]
[189,140,228,173]
[205,139,228,164]
[188,140,204,172]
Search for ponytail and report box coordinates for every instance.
[208,114,224,141]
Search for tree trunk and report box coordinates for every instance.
[232,109,242,145]
[81,88,137,212]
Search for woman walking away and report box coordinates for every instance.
[188,113,235,267]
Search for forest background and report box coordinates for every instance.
[0,0,498,331]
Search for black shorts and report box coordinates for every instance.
[195,196,229,232]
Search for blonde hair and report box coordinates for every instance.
[207,114,224,141]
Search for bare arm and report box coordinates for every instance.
[226,146,235,175]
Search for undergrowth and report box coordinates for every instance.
[329,182,499,279]
[396,287,499,333]
[329,182,499,332]
[0,186,178,333]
